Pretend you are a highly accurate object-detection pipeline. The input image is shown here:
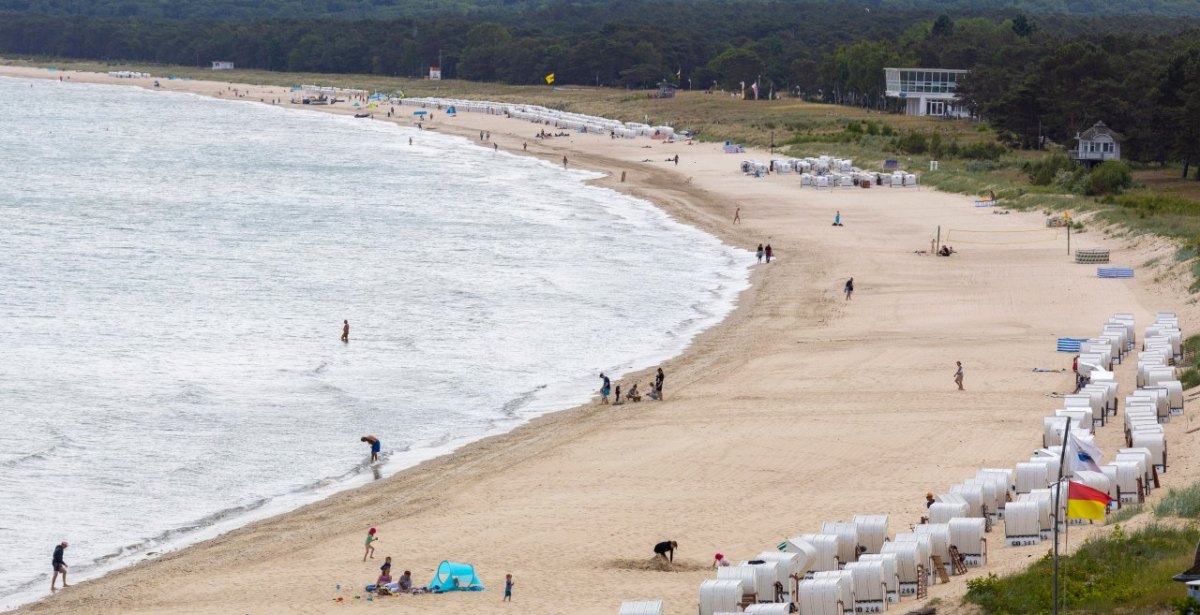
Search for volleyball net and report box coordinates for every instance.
[943,227,1063,246]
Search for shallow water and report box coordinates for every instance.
[0,76,750,607]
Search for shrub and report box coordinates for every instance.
[1155,483,1200,517]
[1025,153,1074,185]
[1083,161,1133,196]
[895,130,928,154]
[959,141,1007,161]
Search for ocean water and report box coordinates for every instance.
[0,76,750,608]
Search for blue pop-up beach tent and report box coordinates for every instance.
[428,561,485,592]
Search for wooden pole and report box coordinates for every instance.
[937,225,942,252]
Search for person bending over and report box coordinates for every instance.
[654,540,678,562]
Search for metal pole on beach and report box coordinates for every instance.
[1052,417,1072,615]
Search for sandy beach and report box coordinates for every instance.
[3,65,1195,615]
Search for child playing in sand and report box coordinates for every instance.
[504,573,514,601]
[363,528,379,561]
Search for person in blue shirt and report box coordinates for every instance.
[599,373,611,404]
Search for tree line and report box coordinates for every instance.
[0,2,1197,173]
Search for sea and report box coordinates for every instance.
[0,75,750,608]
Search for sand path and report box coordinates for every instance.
[3,66,1195,615]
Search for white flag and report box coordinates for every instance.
[1065,431,1103,474]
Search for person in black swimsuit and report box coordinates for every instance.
[654,540,678,562]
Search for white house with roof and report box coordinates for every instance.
[211,61,234,70]
[884,67,970,118]
[1072,121,1123,167]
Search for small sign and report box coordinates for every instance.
[429,66,441,80]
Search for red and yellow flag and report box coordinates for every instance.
[1066,481,1112,520]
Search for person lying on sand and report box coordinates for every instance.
[399,570,413,592]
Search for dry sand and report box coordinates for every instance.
[3,65,1196,615]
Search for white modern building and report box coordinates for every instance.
[884,67,970,118]
[211,61,234,70]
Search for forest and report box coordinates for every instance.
[0,1,1197,171]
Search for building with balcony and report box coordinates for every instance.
[1072,121,1123,167]
[883,67,970,118]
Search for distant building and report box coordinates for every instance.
[429,66,442,80]
[1072,121,1123,167]
[211,61,234,70]
[657,81,677,98]
[884,67,970,118]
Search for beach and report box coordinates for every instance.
[3,65,1195,615]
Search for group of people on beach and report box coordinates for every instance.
[755,243,773,263]
[362,528,515,600]
[599,367,664,404]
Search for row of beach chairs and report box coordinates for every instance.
[620,312,1185,615]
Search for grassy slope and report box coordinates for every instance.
[965,484,1200,614]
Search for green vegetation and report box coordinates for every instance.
[1155,485,1200,518]
[965,523,1200,613]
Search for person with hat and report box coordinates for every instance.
[712,553,730,568]
[363,528,380,561]
[51,540,68,591]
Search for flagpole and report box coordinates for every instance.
[1052,417,1072,615]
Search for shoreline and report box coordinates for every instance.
[5,65,1196,615]
[0,66,769,612]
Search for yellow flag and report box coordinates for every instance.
[545,73,555,84]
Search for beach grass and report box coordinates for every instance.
[964,523,1200,614]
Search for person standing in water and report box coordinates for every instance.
[342,320,349,343]
[756,243,764,263]
[50,541,68,591]
[361,435,381,462]
[562,156,568,169]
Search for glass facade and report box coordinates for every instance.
[884,68,968,96]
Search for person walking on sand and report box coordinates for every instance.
[954,361,964,390]
[673,154,679,166]
[361,435,381,462]
[655,367,665,401]
[734,207,741,224]
[654,540,678,562]
[844,277,854,300]
[756,243,764,263]
[363,528,379,561]
[523,142,527,152]
[764,244,773,263]
[342,320,349,343]
[503,573,514,601]
[599,372,611,404]
[50,541,68,591]
[613,384,623,405]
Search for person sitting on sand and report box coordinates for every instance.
[654,540,678,562]
[399,570,413,592]
[939,245,951,257]
[647,382,660,401]
[377,569,393,588]
[713,553,730,568]
[627,383,641,402]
